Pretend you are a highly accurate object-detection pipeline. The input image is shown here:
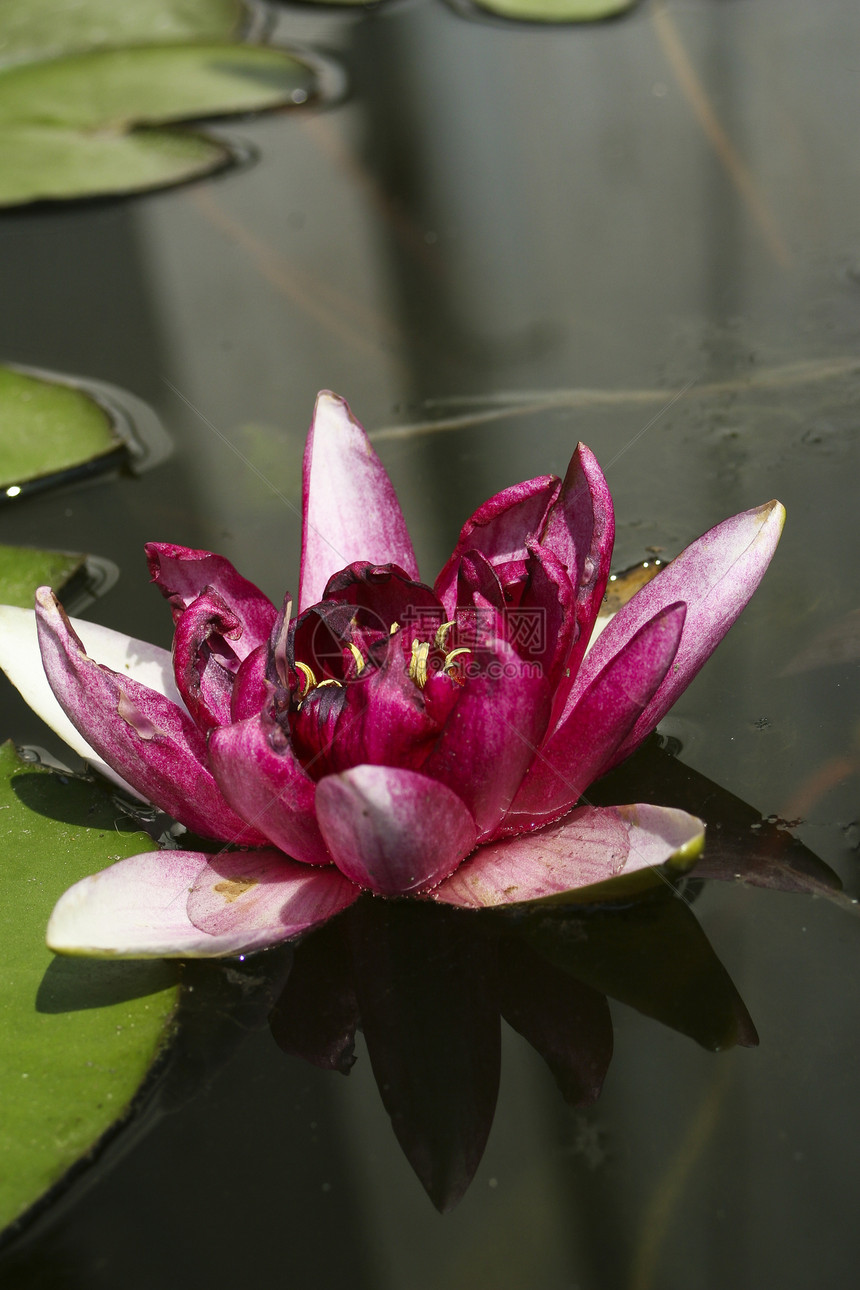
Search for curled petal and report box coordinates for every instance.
[0,604,179,797]
[172,588,241,732]
[145,542,277,651]
[208,712,333,865]
[434,476,560,614]
[231,643,269,721]
[504,603,686,830]
[315,764,478,896]
[35,590,264,844]
[572,501,786,767]
[431,803,704,908]
[299,392,419,612]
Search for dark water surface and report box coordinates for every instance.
[1,1,858,1286]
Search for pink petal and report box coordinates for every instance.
[315,764,478,896]
[422,636,552,840]
[35,590,265,844]
[540,443,615,724]
[187,849,359,946]
[171,588,241,732]
[0,604,178,797]
[431,803,704,908]
[434,475,559,614]
[47,848,356,958]
[503,603,686,830]
[299,392,419,612]
[571,500,786,767]
[145,542,277,652]
[208,712,333,865]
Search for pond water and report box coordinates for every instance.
[1,0,859,1286]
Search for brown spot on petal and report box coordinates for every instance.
[213,877,258,903]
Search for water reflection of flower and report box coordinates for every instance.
[0,392,784,957]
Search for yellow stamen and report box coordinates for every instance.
[434,620,456,650]
[316,678,343,690]
[348,643,365,672]
[295,661,316,699]
[408,638,430,689]
[443,646,471,675]
[390,621,400,634]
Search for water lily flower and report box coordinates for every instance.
[0,392,785,957]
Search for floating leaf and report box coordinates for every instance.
[451,0,636,22]
[0,44,316,207]
[0,366,125,497]
[0,545,86,609]
[0,0,247,67]
[0,743,180,1240]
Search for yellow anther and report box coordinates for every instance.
[295,662,317,699]
[390,621,400,634]
[434,620,456,650]
[443,646,471,675]
[408,638,430,689]
[316,678,343,689]
[348,643,365,672]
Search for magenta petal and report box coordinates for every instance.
[36,590,266,844]
[434,475,560,614]
[146,542,277,651]
[504,603,686,829]
[315,765,478,896]
[187,849,359,948]
[230,643,269,721]
[540,443,615,723]
[432,803,704,908]
[299,392,419,612]
[208,712,334,865]
[422,638,552,840]
[172,588,240,732]
[572,501,785,767]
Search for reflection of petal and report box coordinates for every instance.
[432,803,703,908]
[499,937,613,1106]
[521,895,758,1051]
[269,917,359,1074]
[590,736,843,899]
[348,899,500,1213]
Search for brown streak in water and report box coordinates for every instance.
[189,188,396,364]
[369,357,857,441]
[650,0,791,268]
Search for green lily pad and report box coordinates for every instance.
[0,43,316,207]
[0,0,246,67]
[0,742,179,1240]
[459,0,636,20]
[0,366,124,496]
[0,546,86,608]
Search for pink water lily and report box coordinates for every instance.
[0,392,785,957]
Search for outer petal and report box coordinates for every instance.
[503,603,686,830]
[434,475,559,615]
[208,711,333,865]
[571,501,786,767]
[299,392,419,612]
[35,590,265,844]
[187,849,359,946]
[431,803,704,908]
[315,764,478,896]
[145,542,277,651]
[47,849,357,958]
[0,603,179,798]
